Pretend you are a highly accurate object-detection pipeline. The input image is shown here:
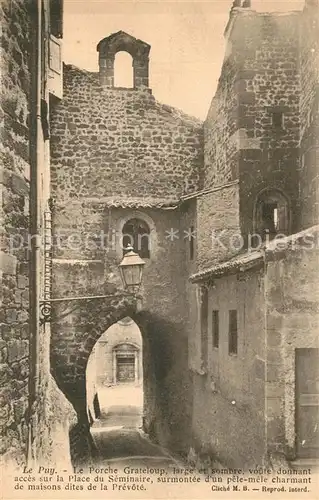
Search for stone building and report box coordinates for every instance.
[49,29,203,455]
[86,317,143,421]
[49,0,318,468]
[92,317,143,387]
[188,0,319,468]
[1,0,318,472]
[0,0,75,469]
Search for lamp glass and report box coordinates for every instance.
[119,247,145,293]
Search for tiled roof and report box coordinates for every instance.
[102,197,179,208]
[265,225,319,256]
[65,197,180,209]
[189,225,319,283]
[189,251,264,283]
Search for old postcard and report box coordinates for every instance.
[0,0,319,499]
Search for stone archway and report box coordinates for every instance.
[50,292,192,463]
[50,291,137,420]
[50,291,138,465]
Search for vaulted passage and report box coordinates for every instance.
[50,295,192,465]
[85,318,160,465]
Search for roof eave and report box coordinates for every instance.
[189,254,264,284]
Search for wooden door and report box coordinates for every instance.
[295,348,319,458]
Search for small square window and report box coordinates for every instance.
[212,310,219,348]
[200,287,209,370]
[228,310,238,355]
[272,111,283,129]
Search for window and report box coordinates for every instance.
[261,201,279,233]
[189,225,195,260]
[272,111,283,129]
[254,189,289,239]
[50,0,63,39]
[200,287,209,370]
[212,310,219,348]
[228,310,238,355]
[113,344,138,384]
[122,218,150,259]
[48,0,63,99]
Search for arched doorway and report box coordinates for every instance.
[86,317,143,429]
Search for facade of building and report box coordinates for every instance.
[92,318,143,387]
[188,0,319,468]
[1,0,318,471]
[0,0,75,469]
[49,29,202,454]
[49,0,318,468]
[86,317,143,421]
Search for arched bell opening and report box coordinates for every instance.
[114,51,134,88]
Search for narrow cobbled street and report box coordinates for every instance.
[90,385,179,471]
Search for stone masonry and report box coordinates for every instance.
[0,0,76,470]
[51,65,203,202]
[199,9,303,272]
[49,30,204,455]
[49,3,319,465]
[299,0,319,228]
[0,0,31,465]
[2,0,318,472]
[189,1,319,469]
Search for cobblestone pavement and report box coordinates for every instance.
[91,384,179,469]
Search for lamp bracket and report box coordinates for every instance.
[39,292,139,325]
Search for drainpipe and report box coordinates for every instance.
[27,0,42,467]
[262,250,268,467]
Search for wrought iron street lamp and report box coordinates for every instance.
[118,245,145,294]
[39,245,145,324]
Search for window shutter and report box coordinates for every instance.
[48,35,63,99]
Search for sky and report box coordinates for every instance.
[63,0,304,120]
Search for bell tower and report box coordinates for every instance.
[97,31,151,88]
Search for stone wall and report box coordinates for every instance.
[0,0,77,470]
[204,57,238,189]
[237,12,301,238]
[203,9,302,247]
[50,201,195,454]
[196,185,240,269]
[50,65,203,202]
[30,375,76,470]
[190,227,319,468]
[265,236,319,460]
[49,53,201,455]
[0,0,31,465]
[191,270,267,469]
[189,4,319,469]
[299,0,319,229]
